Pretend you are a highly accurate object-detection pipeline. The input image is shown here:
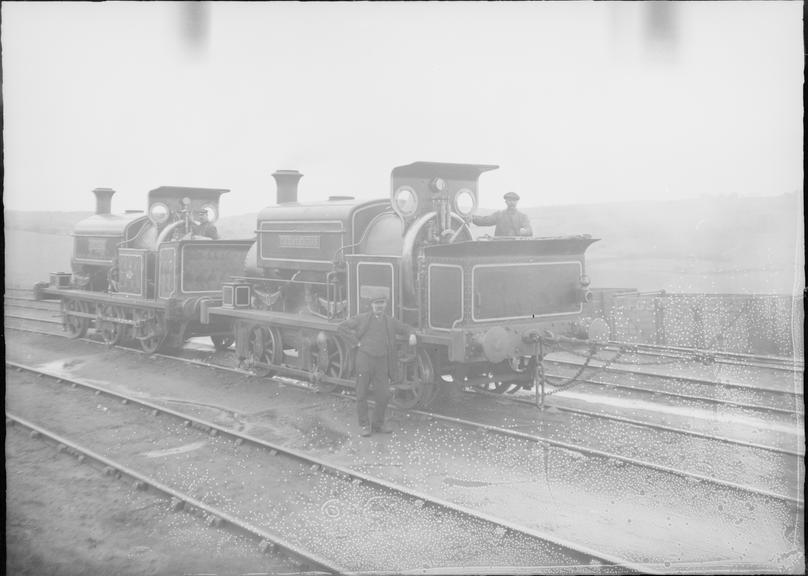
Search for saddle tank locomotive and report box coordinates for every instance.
[204,162,606,409]
[35,186,253,352]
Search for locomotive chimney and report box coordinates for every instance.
[92,187,115,215]
[272,170,302,204]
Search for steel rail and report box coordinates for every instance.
[3,297,60,311]
[546,356,804,399]
[4,293,44,303]
[8,317,800,413]
[4,312,62,324]
[5,411,345,574]
[117,350,808,505]
[10,287,802,369]
[149,348,807,459]
[6,360,651,574]
[465,386,804,459]
[541,368,803,417]
[438,390,804,507]
[8,320,804,487]
[2,324,63,338]
[7,323,803,504]
[603,340,804,372]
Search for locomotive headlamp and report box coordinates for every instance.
[182,196,191,207]
[430,177,448,193]
[580,274,591,288]
[200,203,218,222]
[454,188,476,216]
[393,186,418,217]
[149,202,170,224]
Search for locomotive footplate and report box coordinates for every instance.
[36,286,168,310]
[204,305,353,334]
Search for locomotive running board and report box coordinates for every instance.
[35,286,166,309]
[204,304,354,333]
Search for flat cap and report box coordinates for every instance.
[503,192,520,201]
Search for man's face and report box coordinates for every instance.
[371,300,387,315]
[505,198,518,210]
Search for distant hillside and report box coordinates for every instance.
[3,210,258,240]
[4,211,93,235]
[5,193,803,293]
[515,193,802,268]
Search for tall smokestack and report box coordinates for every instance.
[93,188,115,215]
[272,170,302,204]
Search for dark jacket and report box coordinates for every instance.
[472,209,532,237]
[194,221,219,239]
[338,312,413,357]
[339,312,414,378]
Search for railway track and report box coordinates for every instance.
[539,365,802,417]
[6,297,801,421]
[544,354,802,414]
[5,325,803,569]
[6,289,801,397]
[603,340,804,373]
[5,314,804,503]
[6,413,335,575]
[6,360,641,574]
[4,296,62,312]
[464,381,802,453]
[189,351,805,505]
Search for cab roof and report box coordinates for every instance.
[391,162,499,181]
[148,186,229,204]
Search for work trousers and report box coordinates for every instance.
[355,350,390,428]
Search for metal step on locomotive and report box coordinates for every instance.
[201,162,609,409]
[34,186,253,352]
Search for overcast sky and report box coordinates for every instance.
[2,1,803,214]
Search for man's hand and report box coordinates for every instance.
[408,334,417,347]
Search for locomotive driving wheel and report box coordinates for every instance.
[247,325,281,377]
[314,334,347,393]
[99,305,126,347]
[392,348,436,410]
[134,309,166,354]
[62,299,89,339]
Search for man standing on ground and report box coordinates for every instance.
[471,192,533,237]
[339,295,417,437]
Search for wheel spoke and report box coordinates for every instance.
[136,309,165,354]
[316,334,345,392]
[100,305,123,346]
[392,349,435,410]
[247,325,280,377]
[63,299,88,339]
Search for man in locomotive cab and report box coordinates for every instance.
[471,192,533,237]
[192,209,219,240]
[338,295,417,437]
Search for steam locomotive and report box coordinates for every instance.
[203,162,605,408]
[35,186,253,352]
[36,161,605,409]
